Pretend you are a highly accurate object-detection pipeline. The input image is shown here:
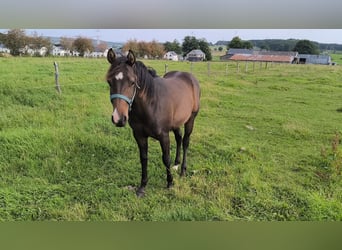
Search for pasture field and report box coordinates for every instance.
[0,57,341,221]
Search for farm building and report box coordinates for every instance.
[220,48,254,60]
[186,49,206,61]
[298,54,332,65]
[221,49,298,64]
[164,51,179,61]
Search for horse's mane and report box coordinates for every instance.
[134,61,160,100]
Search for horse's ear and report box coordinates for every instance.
[127,50,136,66]
[107,48,116,64]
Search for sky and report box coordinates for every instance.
[3,29,342,45]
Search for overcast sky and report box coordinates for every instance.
[2,29,342,45]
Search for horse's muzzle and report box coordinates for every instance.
[112,108,127,127]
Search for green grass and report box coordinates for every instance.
[0,57,341,221]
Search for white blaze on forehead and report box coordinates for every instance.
[115,72,124,80]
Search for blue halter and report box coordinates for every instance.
[110,86,137,111]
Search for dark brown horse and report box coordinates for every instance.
[106,49,200,197]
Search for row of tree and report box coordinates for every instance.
[121,36,213,60]
[227,36,321,54]
[163,36,212,60]
[0,29,102,56]
[1,30,213,60]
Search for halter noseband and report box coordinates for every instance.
[110,84,138,111]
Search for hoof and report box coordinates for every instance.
[180,171,186,177]
[136,188,145,198]
[167,182,174,189]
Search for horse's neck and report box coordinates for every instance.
[132,78,160,119]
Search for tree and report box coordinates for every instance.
[27,31,52,56]
[2,29,27,56]
[228,36,253,49]
[149,40,165,59]
[181,36,212,60]
[60,36,75,52]
[73,37,94,56]
[198,39,212,61]
[164,39,182,54]
[182,36,199,56]
[293,40,319,54]
[228,36,243,49]
[123,39,165,59]
[122,39,139,55]
[96,41,108,53]
[242,41,253,49]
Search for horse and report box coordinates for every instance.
[106,48,200,197]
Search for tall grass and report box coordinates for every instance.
[0,57,341,221]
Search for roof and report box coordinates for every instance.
[227,48,253,55]
[221,49,298,63]
[165,51,178,56]
[229,54,295,63]
[187,49,205,56]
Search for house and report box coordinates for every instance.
[52,45,69,56]
[51,44,80,57]
[186,49,205,61]
[0,44,10,54]
[298,54,332,65]
[164,51,179,61]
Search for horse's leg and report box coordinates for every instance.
[133,132,148,197]
[173,128,182,166]
[180,113,197,177]
[159,133,173,188]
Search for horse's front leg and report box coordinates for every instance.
[159,133,173,188]
[133,132,148,197]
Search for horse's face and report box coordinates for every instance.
[106,49,137,127]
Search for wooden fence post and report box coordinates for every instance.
[245,61,248,73]
[164,64,168,74]
[54,62,61,94]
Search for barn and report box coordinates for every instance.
[298,54,332,65]
[221,49,298,64]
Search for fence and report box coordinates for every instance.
[163,60,283,78]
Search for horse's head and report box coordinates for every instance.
[106,48,138,127]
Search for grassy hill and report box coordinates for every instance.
[0,57,341,221]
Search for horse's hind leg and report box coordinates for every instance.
[173,128,182,166]
[180,112,197,177]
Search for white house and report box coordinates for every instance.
[0,44,10,54]
[51,45,80,57]
[164,51,179,61]
[52,45,69,56]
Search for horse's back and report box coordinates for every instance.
[163,71,200,113]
